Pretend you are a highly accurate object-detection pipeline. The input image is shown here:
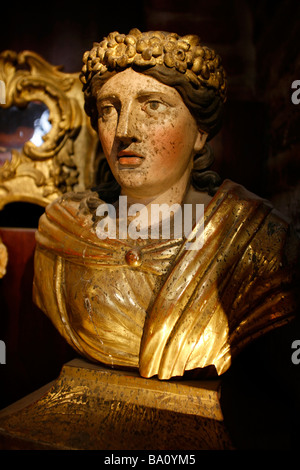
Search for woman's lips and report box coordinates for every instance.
[119,156,143,166]
[117,151,144,167]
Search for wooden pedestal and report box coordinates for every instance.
[0,358,234,450]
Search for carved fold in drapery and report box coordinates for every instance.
[0,50,98,209]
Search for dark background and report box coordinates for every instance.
[0,0,299,449]
[1,0,299,228]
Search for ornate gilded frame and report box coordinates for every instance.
[0,50,98,209]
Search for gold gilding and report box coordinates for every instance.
[0,237,7,278]
[33,180,298,380]
[0,50,98,209]
[80,29,227,102]
[0,359,234,449]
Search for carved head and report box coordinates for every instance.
[80,29,227,197]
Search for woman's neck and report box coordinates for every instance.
[120,165,191,209]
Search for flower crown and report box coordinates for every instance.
[80,28,227,102]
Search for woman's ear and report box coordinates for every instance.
[194,130,208,154]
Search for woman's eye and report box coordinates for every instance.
[144,100,167,114]
[99,105,116,119]
[148,101,160,110]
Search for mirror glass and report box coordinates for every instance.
[0,101,51,167]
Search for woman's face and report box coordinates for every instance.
[96,68,206,199]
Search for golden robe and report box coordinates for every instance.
[33,180,298,380]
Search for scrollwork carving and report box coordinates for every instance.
[0,50,98,209]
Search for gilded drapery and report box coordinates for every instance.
[33,180,299,379]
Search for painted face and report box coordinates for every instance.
[96,68,206,200]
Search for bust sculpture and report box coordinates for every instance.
[33,29,299,380]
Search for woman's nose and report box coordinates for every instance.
[115,105,140,144]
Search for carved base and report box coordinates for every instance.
[0,358,234,450]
